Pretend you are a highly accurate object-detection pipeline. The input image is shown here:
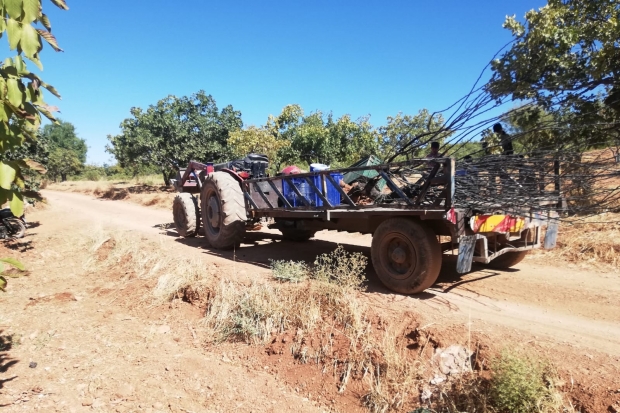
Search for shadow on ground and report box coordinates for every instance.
[156,224,518,299]
[0,331,18,406]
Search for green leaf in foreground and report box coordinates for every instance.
[0,257,26,271]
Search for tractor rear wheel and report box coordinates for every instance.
[201,172,246,249]
[371,218,441,294]
[172,193,199,237]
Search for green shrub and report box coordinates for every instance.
[313,245,367,290]
[490,351,559,413]
[270,259,309,283]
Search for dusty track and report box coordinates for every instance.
[43,190,620,357]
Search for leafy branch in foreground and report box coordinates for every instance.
[0,0,68,216]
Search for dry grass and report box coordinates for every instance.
[363,326,424,413]
[83,228,212,303]
[535,213,620,270]
[204,279,368,344]
[46,176,174,209]
[73,226,580,413]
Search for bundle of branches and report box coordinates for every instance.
[381,45,620,219]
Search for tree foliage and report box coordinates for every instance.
[227,125,290,170]
[0,0,67,217]
[108,93,448,175]
[41,119,86,181]
[47,147,81,181]
[107,91,242,183]
[264,104,379,167]
[489,0,620,115]
[378,109,449,160]
[41,119,86,161]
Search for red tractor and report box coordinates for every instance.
[169,154,269,247]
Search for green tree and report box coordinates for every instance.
[47,147,81,182]
[227,125,290,172]
[0,0,67,217]
[41,119,86,162]
[488,0,620,117]
[378,109,449,160]
[266,105,380,167]
[0,127,49,191]
[0,0,68,291]
[107,91,242,184]
[40,119,86,181]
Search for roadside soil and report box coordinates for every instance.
[0,190,619,412]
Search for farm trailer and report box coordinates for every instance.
[170,156,559,294]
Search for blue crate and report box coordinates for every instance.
[282,177,314,207]
[313,173,342,207]
[281,173,343,207]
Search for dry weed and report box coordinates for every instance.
[537,213,620,269]
[204,280,367,344]
[363,326,424,412]
[270,259,309,283]
[313,245,368,290]
[488,350,573,413]
[83,228,212,303]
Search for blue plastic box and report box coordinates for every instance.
[282,173,343,207]
[282,177,312,207]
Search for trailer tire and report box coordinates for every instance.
[201,172,246,249]
[487,250,529,269]
[371,218,441,294]
[280,229,316,242]
[172,193,199,237]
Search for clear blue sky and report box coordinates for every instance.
[36,0,546,164]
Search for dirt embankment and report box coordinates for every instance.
[0,190,618,412]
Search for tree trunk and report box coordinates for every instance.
[162,169,170,187]
[61,173,67,182]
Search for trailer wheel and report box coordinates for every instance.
[173,193,200,237]
[371,218,441,294]
[280,229,316,242]
[201,172,246,249]
[487,250,529,269]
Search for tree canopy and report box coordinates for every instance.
[488,0,620,115]
[42,120,86,162]
[107,91,242,182]
[266,105,378,167]
[42,119,86,181]
[378,109,449,160]
[107,92,451,175]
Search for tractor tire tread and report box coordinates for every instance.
[173,193,199,237]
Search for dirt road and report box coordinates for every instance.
[43,190,620,357]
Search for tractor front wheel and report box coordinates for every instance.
[172,193,200,237]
